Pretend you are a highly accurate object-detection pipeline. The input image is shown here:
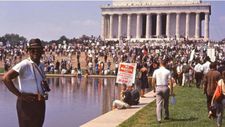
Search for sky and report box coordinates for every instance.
[0,1,224,41]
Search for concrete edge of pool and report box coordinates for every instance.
[80,90,156,127]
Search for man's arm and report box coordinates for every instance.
[169,78,173,95]
[202,75,207,94]
[152,78,156,88]
[2,69,21,97]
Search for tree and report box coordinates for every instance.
[222,38,225,42]
[57,35,70,44]
[0,33,27,45]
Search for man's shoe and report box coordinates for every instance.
[217,123,221,127]
[164,117,169,120]
[208,111,213,119]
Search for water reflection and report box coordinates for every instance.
[0,77,122,127]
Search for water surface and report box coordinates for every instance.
[0,77,121,127]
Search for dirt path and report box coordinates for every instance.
[0,52,115,70]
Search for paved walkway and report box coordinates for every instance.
[80,90,156,127]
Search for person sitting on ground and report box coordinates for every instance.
[112,84,131,109]
[113,84,140,109]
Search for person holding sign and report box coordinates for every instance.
[112,84,140,109]
[112,84,132,109]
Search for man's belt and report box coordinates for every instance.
[156,85,168,87]
[20,92,46,101]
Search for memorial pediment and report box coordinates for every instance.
[101,0,210,41]
[113,0,201,6]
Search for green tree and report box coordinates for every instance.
[0,33,27,45]
[57,35,70,44]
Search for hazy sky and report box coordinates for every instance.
[0,1,224,41]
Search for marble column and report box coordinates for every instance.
[185,13,190,39]
[118,14,122,39]
[176,13,180,38]
[204,12,209,40]
[136,14,141,38]
[101,14,105,40]
[127,14,131,39]
[109,14,113,39]
[195,13,200,39]
[156,13,161,37]
[146,13,151,38]
[166,13,170,38]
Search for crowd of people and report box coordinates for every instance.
[1,38,225,77]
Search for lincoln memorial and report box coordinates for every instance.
[101,0,211,41]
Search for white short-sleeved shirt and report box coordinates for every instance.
[202,61,210,74]
[176,65,182,73]
[194,63,203,73]
[153,67,171,86]
[12,58,45,94]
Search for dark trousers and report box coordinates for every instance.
[206,94,213,113]
[177,73,182,86]
[195,72,203,88]
[17,98,46,127]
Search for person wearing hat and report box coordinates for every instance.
[2,38,49,127]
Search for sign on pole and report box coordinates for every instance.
[116,63,137,86]
[207,48,216,62]
[188,49,195,62]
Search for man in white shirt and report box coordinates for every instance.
[194,59,203,88]
[176,62,183,86]
[202,56,211,75]
[3,38,49,127]
[152,59,173,123]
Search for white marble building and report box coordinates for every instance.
[101,0,211,41]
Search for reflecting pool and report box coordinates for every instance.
[0,77,121,127]
[0,77,150,127]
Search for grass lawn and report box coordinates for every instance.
[0,68,4,73]
[119,85,225,127]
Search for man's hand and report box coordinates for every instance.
[170,93,175,96]
[203,91,207,95]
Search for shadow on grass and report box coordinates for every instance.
[169,117,198,122]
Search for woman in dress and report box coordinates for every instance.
[139,63,149,97]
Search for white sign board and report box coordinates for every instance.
[188,49,195,62]
[207,48,216,62]
[116,63,137,86]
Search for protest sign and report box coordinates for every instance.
[188,49,195,62]
[207,48,216,62]
[116,63,137,86]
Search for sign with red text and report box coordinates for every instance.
[116,63,137,86]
